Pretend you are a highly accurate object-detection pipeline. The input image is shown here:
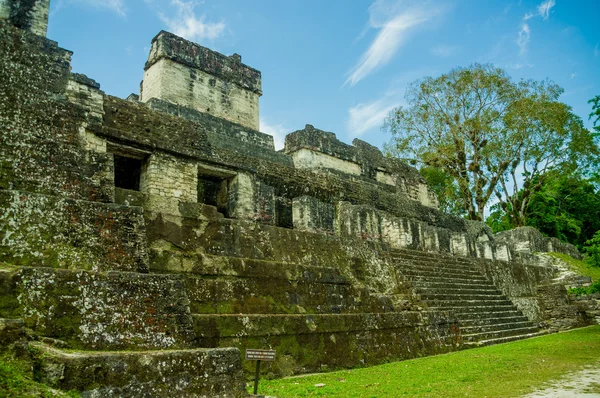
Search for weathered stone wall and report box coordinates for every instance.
[0,13,595,395]
[3,266,195,349]
[140,152,198,202]
[0,190,148,271]
[0,20,114,203]
[285,125,440,209]
[141,31,261,130]
[32,343,247,397]
[0,0,50,36]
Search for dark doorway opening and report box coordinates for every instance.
[114,155,143,191]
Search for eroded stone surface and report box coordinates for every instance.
[0,9,596,396]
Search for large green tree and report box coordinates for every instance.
[384,64,598,222]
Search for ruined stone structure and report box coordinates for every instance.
[0,2,598,396]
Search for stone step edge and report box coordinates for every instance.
[191,311,457,338]
[462,326,541,340]
[390,247,491,261]
[28,342,247,396]
[464,331,549,347]
[394,258,481,273]
[151,251,350,280]
[28,341,239,359]
[461,320,535,331]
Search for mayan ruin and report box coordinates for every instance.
[0,0,599,397]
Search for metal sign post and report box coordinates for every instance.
[245,349,276,395]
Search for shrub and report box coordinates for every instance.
[583,230,600,267]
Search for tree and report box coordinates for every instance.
[486,171,600,248]
[590,95,600,133]
[384,64,598,222]
[419,166,465,216]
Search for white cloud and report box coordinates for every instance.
[570,73,576,79]
[523,0,555,21]
[431,44,457,57]
[509,62,534,69]
[517,23,530,54]
[260,119,289,150]
[159,0,225,42]
[537,0,555,20]
[347,98,398,137]
[59,0,126,16]
[517,0,555,53]
[345,0,441,86]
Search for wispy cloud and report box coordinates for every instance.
[260,119,289,150]
[347,98,398,137]
[431,44,457,57]
[523,0,555,20]
[345,0,441,86]
[517,23,530,54]
[158,0,225,42]
[509,62,534,69]
[56,0,126,16]
[595,43,600,57]
[517,0,555,54]
[569,73,576,79]
[537,0,555,20]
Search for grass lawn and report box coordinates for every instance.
[258,326,600,397]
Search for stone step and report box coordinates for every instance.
[399,270,489,281]
[432,304,518,312]
[461,320,536,334]
[416,287,502,296]
[400,270,493,284]
[399,268,485,280]
[411,280,497,290]
[457,314,530,326]
[420,294,508,302]
[465,331,548,347]
[462,325,541,342]
[29,342,247,397]
[394,260,482,274]
[391,249,477,265]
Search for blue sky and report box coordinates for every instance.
[48,0,599,150]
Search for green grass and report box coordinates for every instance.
[258,326,600,397]
[549,252,600,282]
[0,354,79,398]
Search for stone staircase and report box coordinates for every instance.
[392,248,545,346]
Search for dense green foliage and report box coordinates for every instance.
[583,230,600,267]
[486,172,600,249]
[262,326,600,397]
[384,64,598,222]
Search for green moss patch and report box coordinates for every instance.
[0,354,79,397]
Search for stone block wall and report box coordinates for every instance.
[293,196,335,233]
[140,153,197,202]
[284,125,440,209]
[0,0,50,36]
[141,31,261,130]
[0,190,148,272]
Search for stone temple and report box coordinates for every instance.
[0,1,598,396]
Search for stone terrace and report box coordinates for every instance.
[0,2,598,396]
